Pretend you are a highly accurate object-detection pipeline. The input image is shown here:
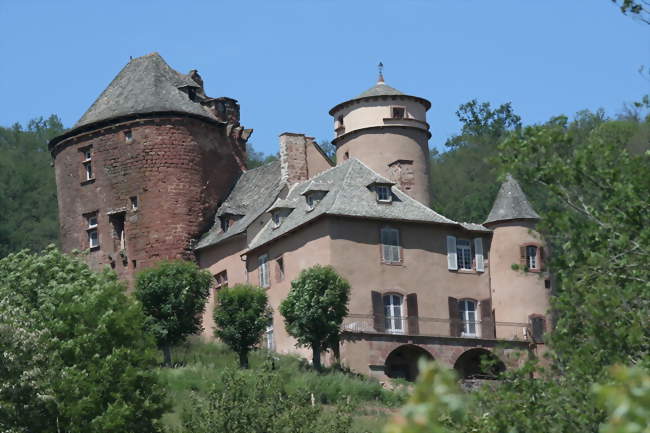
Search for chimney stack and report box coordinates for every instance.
[279,133,309,186]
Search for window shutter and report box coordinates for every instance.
[371,291,385,332]
[406,293,419,335]
[474,238,484,272]
[448,297,460,337]
[530,315,546,343]
[480,298,495,338]
[538,246,545,270]
[447,236,458,270]
[519,246,527,267]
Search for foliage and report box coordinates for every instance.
[213,284,272,368]
[0,116,63,258]
[385,360,465,433]
[430,100,520,222]
[0,247,167,433]
[169,368,353,433]
[611,0,650,23]
[246,142,278,169]
[280,265,350,370]
[318,139,337,163]
[135,260,213,366]
[595,365,650,433]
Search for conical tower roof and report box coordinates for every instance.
[74,52,216,129]
[484,174,539,225]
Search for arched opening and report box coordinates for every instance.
[453,348,505,380]
[385,344,433,382]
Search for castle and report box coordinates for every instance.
[49,53,550,381]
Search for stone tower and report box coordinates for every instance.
[328,68,432,205]
[484,175,551,342]
[49,53,252,285]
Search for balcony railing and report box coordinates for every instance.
[341,314,532,342]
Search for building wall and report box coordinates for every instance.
[488,221,551,336]
[335,128,431,205]
[198,235,249,339]
[52,115,245,286]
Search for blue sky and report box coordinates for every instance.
[0,0,648,155]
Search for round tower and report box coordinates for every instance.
[329,65,432,205]
[484,175,551,343]
[49,53,251,286]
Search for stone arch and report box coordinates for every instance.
[385,344,433,382]
[453,348,506,380]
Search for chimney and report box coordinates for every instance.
[279,133,309,185]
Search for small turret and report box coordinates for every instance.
[485,175,550,344]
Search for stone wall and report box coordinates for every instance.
[52,115,246,286]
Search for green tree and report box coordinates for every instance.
[280,265,350,370]
[135,260,212,366]
[611,0,649,23]
[247,142,278,169]
[213,284,272,368]
[318,139,337,163]
[0,116,64,257]
[173,368,352,433]
[0,247,167,433]
[430,100,521,222]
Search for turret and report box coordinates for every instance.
[484,175,550,343]
[49,53,251,285]
[329,65,432,205]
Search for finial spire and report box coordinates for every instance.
[377,62,384,84]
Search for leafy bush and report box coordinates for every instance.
[0,247,167,433]
[213,284,272,368]
[135,260,212,366]
[170,368,352,433]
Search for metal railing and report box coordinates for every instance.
[341,314,531,342]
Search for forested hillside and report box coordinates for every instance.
[1,104,648,257]
[0,116,63,257]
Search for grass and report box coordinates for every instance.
[157,338,406,432]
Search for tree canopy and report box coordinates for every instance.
[135,260,213,366]
[279,265,350,370]
[213,284,272,368]
[0,247,167,433]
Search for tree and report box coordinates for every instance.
[213,284,272,368]
[430,100,521,222]
[611,0,649,23]
[0,115,64,258]
[279,265,350,370]
[318,139,337,163]
[247,142,278,169]
[0,247,167,433]
[135,260,212,366]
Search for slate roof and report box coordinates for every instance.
[247,159,463,251]
[355,82,405,99]
[484,174,540,225]
[195,160,282,249]
[74,52,217,130]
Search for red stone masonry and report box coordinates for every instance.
[52,115,246,287]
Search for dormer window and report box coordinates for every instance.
[188,87,197,102]
[220,215,229,233]
[305,191,326,211]
[271,210,282,228]
[376,185,392,202]
[391,106,405,119]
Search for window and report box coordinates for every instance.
[459,299,478,337]
[86,213,99,249]
[380,227,401,264]
[271,211,281,228]
[259,254,269,288]
[275,257,285,282]
[456,239,472,270]
[220,215,230,233]
[305,191,325,211]
[188,87,197,101]
[109,213,126,251]
[337,116,344,127]
[215,270,228,290]
[391,106,405,119]
[344,151,349,160]
[124,130,133,143]
[376,185,392,202]
[383,294,404,334]
[265,323,275,351]
[130,196,138,211]
[82,147,93,181]
[526,246,538,269]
